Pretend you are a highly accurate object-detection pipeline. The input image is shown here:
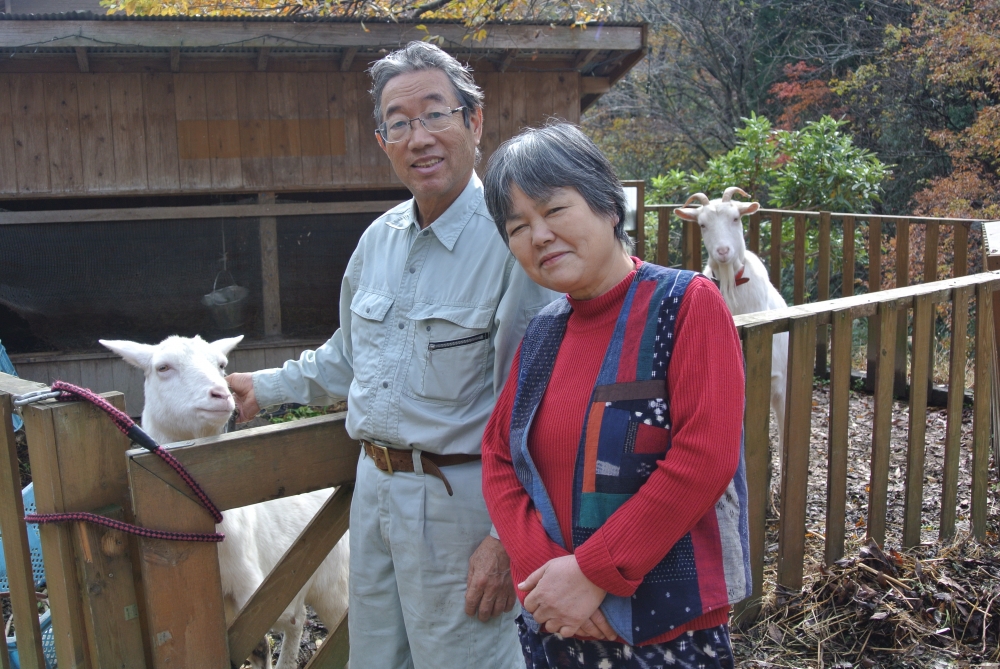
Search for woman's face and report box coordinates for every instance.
[504,185,629,299]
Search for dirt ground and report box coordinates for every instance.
[733,381,1000,668]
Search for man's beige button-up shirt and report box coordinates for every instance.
[252,174,558,455]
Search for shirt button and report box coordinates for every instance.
[426,325,431,332]
[398,322,405,329]
[422,230,429,237]
[382,381,388,388]
[409,267,416,273]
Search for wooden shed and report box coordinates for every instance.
[0,12,645,412]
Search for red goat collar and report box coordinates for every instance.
[734,264,750,286]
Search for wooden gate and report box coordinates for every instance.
[0,375,357,669]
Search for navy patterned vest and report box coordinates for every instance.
[508,262,751,645]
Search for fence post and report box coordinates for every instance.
[868,300,898,547]
[825,310,851,565]
[983,221,1000,482]
[732,324,773,625]
[769,212,782,291]
[20,391,144,669]
[894,219,910,396]
[902,292,932,548]
[865,217,883,393]
[940,286,971,541]
[777,314,816,592]
[816,212,831,376]
[0,375,49,669]
[972,282,994,541]
[656,208,672,267]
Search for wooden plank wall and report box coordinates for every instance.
[0,70,579,197]
[9,341,322,417]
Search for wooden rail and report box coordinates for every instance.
[732,271,999,622]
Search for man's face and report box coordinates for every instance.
[377,69,482,217]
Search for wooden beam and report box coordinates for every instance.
[75,46,89,73]
[0,199,402,226]
[340,46,358,72]
[258,192,281,337]
[574,48,599,71]
[169,48,180,73]
[580,77,610,95]
[0,21,645,52]
[499,49,517,72]
[125,413,359,512]
[228,486,352,667]
[730,270,1000,333]
[257,47,270,72]
[303,612,349,669]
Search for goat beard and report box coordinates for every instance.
[712,258,738,290]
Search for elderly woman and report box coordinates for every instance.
[480,123,751,669]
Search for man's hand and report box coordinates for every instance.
[465,536,516,622]
[518,555,608,639]
[226,372,260,423]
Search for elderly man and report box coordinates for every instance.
[227,41,556,668]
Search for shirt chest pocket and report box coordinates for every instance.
[349,289,394,388]
[406,303,493,405]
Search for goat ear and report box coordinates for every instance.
[210,335,244,357]
[738,201,760,216]
[675,207,700,222]
[99,339,155,370]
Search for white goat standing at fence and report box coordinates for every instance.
[675,188,789,484]
[99,335,348,669]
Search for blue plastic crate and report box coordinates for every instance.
[0,340,23,432]
[1,485,56,668]
[7,610,56,669]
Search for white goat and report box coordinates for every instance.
[99,335,348,669]
[675,188,789,483]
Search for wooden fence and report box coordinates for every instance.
[0,373,356,669]
[1,248,997,665]
[732,270,999,621]
[636,204,986,393]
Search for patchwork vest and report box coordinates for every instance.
[509,262,752,645]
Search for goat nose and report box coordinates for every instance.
[209,385,230,400]
[717,246,730,257]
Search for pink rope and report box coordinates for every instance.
[24,381,226,541]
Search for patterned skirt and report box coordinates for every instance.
[516,616,734,669]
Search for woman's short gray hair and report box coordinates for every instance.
[483,123,632,250]
[369,41,484,125]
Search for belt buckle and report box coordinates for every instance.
[375,443,393,475]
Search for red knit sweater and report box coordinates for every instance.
[482,261,746,645]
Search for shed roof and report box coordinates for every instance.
[0,13,644,108]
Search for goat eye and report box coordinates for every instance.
[156,365,170,373]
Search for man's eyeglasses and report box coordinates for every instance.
[377,106,468,144]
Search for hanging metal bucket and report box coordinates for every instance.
[201,271,249,330]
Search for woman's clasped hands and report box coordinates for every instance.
[518,554,619,642]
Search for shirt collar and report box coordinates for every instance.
[388,174,483,252]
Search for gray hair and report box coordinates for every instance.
[369,41,484,125]
[483,123,632,250]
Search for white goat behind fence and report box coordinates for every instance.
[676,188,789,489]
[99,335,349,669]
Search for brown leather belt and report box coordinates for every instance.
[361,440,480,496]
